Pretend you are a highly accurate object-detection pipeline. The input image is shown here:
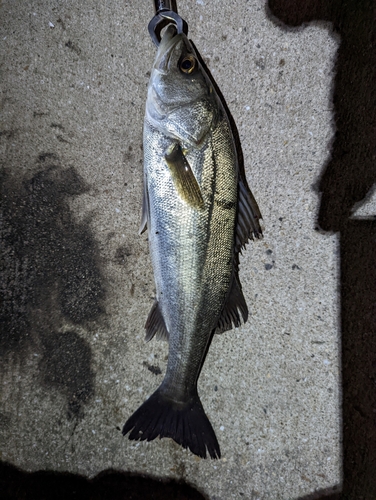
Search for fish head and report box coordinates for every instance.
[146,25,217,145]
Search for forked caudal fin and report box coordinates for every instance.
[122,387,221,459]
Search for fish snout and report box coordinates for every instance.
[154,26,184,73]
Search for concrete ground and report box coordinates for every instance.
[1,1,342,498]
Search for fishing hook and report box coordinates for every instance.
[148,0,188,47]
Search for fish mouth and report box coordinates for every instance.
[147,25,185,117]
[148,25,195,118]
[154,24,184,74]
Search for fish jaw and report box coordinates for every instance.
[153,28,183,74]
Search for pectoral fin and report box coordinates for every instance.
[145,300,169,342]
[165,143,204,209]
[139,181,149,235]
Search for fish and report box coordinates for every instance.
[122,25,262,459]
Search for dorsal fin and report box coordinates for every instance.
[215,177,262,335]
[215,275,248,334]
[235,178,263,251]
[145,300,169,342]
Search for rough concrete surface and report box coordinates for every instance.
[1,1,343,498]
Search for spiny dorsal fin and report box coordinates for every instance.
[165,143,204,209]
[215,275,248,334]
[145,300,169,342]
[235,178,263,251]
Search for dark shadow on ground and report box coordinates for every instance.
[268,0,376,498]
[1,161,105,419]
[0,162,207,497]
[0,461,208,500]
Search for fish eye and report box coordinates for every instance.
[179,55,196,74]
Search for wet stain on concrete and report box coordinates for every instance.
[0,412,12,432]
[56,135,70,143]
[33,111,49,118]
[39,330,94,419]
[56,18,66,30]
[38,152,59,162]
[114,245,133,266]
[0,161,105,418]
[65,40,81,56]
[50,123,65,131]
[0,130,17,140]
[142,361,162,376]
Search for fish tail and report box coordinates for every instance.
[122,387,221,459]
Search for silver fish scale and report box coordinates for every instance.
[144,108,238,401]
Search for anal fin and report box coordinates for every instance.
[145,300,169,342]
[215,276,248,334]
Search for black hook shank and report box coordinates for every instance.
[148,0,188,46]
